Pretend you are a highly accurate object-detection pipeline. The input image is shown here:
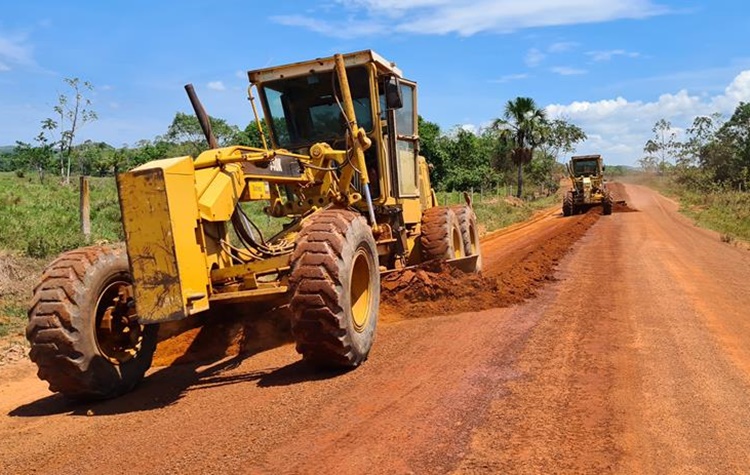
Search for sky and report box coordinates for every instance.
[0,0,748,166]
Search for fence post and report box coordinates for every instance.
[80,176,91,239]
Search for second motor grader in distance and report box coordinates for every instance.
[26,50,483,399]
[562,154,614,216]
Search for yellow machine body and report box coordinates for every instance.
[117,50,449,324]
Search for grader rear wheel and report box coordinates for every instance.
[452,204,482,272]
[420,206,464,261]
[563,192,574,217]
[603,190,613,215]
[289,209,379,368]
[26,245,157,400]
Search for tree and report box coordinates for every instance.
[165,112,240,155]
[45,78,98,184]
[14,133,54,183]
[538,118,587,162]
[680,114,723,167]
[638,155,659,173]
[643,119,679,173]
[417,116,451,187]
[492,97,548,198]
[710,103,750,189]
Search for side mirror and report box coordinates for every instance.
[385,76,403,110]
[602,165,606,171]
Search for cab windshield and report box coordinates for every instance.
[261,67,373,149]
[573,160,599,176]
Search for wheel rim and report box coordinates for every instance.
[94,279,144,364]
[350,248,373,333]
[452,226,463,258]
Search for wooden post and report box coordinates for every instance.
[80,176,91,239]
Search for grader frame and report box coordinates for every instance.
[26,50,482,399]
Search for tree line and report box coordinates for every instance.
[1,78,588,199]
[640,103,750,192]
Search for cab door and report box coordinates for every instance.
[388,79,419,198]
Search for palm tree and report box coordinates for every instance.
[492,97,547,198]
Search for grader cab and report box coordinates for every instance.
[562,154,613,216]
[26,50,482,399]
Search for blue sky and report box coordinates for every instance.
[1,0,748,165]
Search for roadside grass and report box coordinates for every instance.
[0,172,277,259]
[620,173,750,243]
[436,190,559,235]
[678,191,750,242]
[0,303,26,338]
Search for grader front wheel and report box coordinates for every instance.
[420,206,464,261]
[289,209,380,368]
[26,245,157,400]
[452,204,482,272]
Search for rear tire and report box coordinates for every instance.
[452,204,482,272]
[26,245,157,400]
[289,209,379,368]
[563,192,574,217]
[420,206,464,261]
[603,190,613,215]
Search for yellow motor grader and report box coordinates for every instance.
[26,50,482,399]
[562,154,613,216]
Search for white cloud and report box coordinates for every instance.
[460,123,479,134]
[586,49,641,62]
[545,70,750,165]
[548,41,578,53]
[525,48,545,67]
[270,14,382,39]
[550,66,588,76]
[207,81,226,91]
[274,0,668,37]
[0,31,35,70]
[491,73,530,83]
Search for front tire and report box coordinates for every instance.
[289,209,379,368]
[420,206,464,261]
[26,245,157,400]
[452,204,482,272]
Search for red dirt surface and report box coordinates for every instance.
[4,183,750,474]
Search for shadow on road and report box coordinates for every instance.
[9,355,347,418]
[9,304,348,418]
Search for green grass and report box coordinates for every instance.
[0,303,26,338]
[0,173,122,258]
[678,191,750,242]
[620,173,750,243]
[435,190,558,235]
[0,172,278,258]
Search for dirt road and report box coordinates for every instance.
[2,183,749,474]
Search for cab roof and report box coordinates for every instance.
[247,50,403,85]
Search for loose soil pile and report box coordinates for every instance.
[381,210,601,320]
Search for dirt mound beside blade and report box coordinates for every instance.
[381,209,601,321]
[380,261,501,321]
